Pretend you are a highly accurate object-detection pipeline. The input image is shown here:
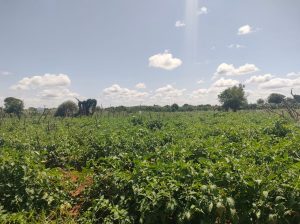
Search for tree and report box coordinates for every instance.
[181,104,194,111]
[257,98,265,105]
[218,84,247,112]
[4,97,24,118]
[76,98,97,116]
[54,101,78,117]
[171,103,179,112]
[27,107,38,116]
[286,97,297,105]
[267,93,285,104]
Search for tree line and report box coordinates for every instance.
[1,85,300,118]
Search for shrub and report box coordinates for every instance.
[54,101,78,117]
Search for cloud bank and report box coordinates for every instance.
[11,74,71,90]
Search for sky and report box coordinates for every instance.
[0,0,300,108]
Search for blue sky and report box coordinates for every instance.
[0,0,300,107]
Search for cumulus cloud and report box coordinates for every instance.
[286,72,300,77]
[246,74,273,84]
[191,78,240,101]
[192,88,208,96]
[39,87,79,98]
[135,83,146,89]
[198,6,208,15]
[152,85,186,100]
[175,20,185,27]
[216,63,235,76]
[238,25,255,35]
[103,84,148,100]
[214,63,259,78]
[11,74,71,90]
[149,51,182,70]
[212,77,240,88]
[259,77,300,89]
[101,84,189,106]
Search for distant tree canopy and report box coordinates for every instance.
[171,103,179,112]
[257,98,265,105]
[76,98,97,116]
[54,101,78,117]
[4,97,24,118]
[218,84,247,112]
[267,93,286,104]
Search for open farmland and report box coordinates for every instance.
[0,111,299,223]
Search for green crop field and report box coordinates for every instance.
[0,111,299,223]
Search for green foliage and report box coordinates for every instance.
[147,119,164,130]
[0,149,68,213]
[4,97,24,118]
[257,98,265,105]
[263,120,291,137]
[77,98,97,116]
[268,93,286,104]
[0,111,299,223]
[55,100,78,117]
[218,84,247,112]
[171,103,179,112]
[130,116,144,126]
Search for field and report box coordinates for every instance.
[0,111,299,223]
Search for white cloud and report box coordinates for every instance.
[212,77,240,88]
[175,20,186,27]
[216,63,235,76]
[155,85,186,97]
[101,84,188,106]
[191,78,240,102]
[135,83,146,89]
[198,6,208,15]
[238,25,253,35]
[192,88,208,96]
[246,74,273,84]
[103,84,148,100]
[286,72,300,77]
[11,74,71,90]
[228,44,245,49]
[7,73,79,107]
[197,80,204,84]
[214,63,259,78]
[149,51,183,70]
[259,77,300,89]
[39,87,79,98]
[237,64,259,75]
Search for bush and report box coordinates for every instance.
[130,116,143,126]
[263,120,291,137]
[0,149,67,212]
[54,101,78,117]
[147,120,164,130]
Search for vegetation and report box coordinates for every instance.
[54,100,78,117]
[3,97,24,119]
[267,93,286,104]
[290,89,300,103]
[0,111,299,223]
[76,98,97,116]
[257,98,265,105]
[218,84,247,112]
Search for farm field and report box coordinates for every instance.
[0,111,299,224]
